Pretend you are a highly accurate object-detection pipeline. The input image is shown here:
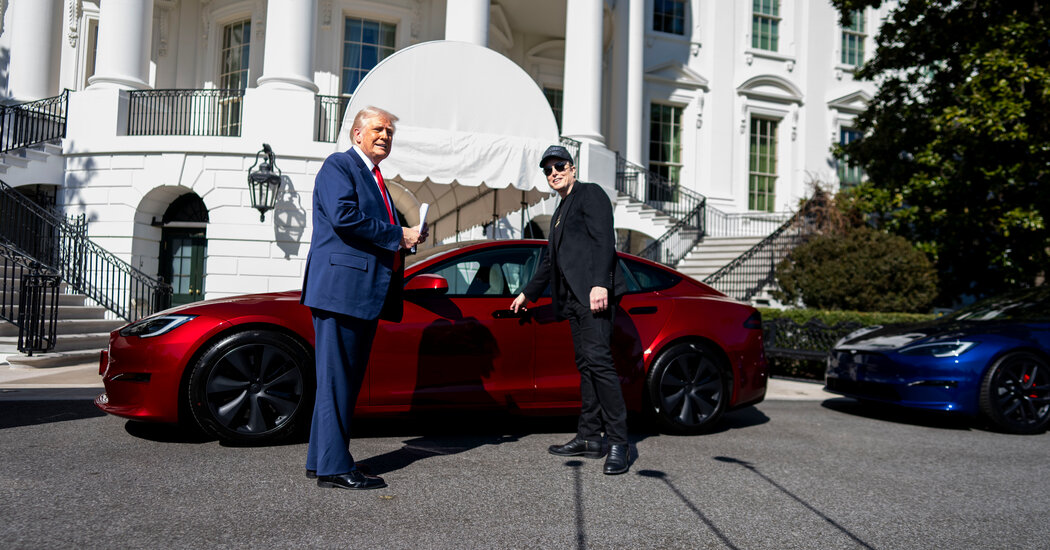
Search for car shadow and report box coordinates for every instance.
[821,397,976,431]
[123,421,216,444]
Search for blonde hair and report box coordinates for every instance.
[351,106,399,133]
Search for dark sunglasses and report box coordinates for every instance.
[542,161,571,176]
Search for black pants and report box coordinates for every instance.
[565,297,629,445]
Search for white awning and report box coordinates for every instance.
[338,40,559,244]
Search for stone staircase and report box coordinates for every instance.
[0,141,64,188]
[613,194,678,254]
[0,266,124,371]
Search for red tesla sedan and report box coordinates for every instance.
[96,240,767,444]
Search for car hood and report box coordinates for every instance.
[835,319,1028,352]
[155,290,303,317]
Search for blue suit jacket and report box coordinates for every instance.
[301,149,404,321]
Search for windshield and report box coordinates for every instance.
[946,286,1050,323]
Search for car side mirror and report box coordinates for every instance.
[404,274,449,295]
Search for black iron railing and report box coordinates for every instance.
[0,179,172,322]
[0,91,69,154]
[0,241,59,355]
[702,197,819,302]
[763,317,863,361]
[635,198,706,266]
[615,154,706,226]
[704,206,793,238]
[128,89,245,137]
[560,136,582,174]
[315,95,350,143]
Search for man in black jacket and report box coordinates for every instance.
[510,145,631,475]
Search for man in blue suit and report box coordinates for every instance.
[302,106,425,490]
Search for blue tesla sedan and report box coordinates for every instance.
[825,286,1050,434]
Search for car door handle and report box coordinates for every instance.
[492,308,530,319]
[629,306,658,315]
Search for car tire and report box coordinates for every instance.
[188,329,314,444]
[646,341,729,434]
[978,352,1050,435]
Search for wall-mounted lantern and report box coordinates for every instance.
[247,143,282,222]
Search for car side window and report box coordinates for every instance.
[418,246,544,297]
[621,258,680,292]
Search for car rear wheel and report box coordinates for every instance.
[646,342,728,434]
[188,330,314,444]
[978,352,1050,434]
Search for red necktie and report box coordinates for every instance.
[373,166,395,225]
[374,165,402,272]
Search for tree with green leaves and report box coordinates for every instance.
[831,0,1049,305]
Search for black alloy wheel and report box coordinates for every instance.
[646,342,729,434]
[978,352,1050,434]
[188,330,313,444]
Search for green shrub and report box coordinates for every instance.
[774,227,939,313]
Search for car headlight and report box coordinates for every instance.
[898,341,976,358]
[118,315,196,338]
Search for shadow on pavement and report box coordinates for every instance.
[821,397,975,431]
[0,392,106,430]
[713,456,877,549]
[637,469,741,550]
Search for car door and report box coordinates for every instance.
[369,245,543,409]
[530,256,674,403]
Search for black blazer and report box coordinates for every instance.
[523,182,628,319]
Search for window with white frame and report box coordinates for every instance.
[543,87,563,132]
[649,103,684,187]
[218,19,251,136]
[219,20,251,89]
[749,117,778,211]
[81,18,99,89]
[342,17,397,95]
[752,0,780,51]
[653,0,687,35]
[838,127,864,186]
[841,10,866,66]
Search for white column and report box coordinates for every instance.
[257,0,319,92]
[87,0,154,89]
[8,0,61,100]
[625,0,645,164]
[562,0,604,144]
[445,0,489,47]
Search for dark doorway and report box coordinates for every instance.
[157,193,209,306]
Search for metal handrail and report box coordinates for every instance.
[615,153,705,227]
[634,197,706,266]
[0,91,69,154]
[315,95,350,143]
[702,196,820,301]
[0,179,172,322]
[0,241,59,355]
[128,89,246,137]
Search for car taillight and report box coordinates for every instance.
[99,349,108,376]
[743,311,762,330]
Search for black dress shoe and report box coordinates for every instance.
[308,464,370,479]
[548,437,604,458]
[317,470,387,490]
[603,443,629,475]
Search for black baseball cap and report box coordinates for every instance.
[539,145,574,167]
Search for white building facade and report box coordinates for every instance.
[0,0,891,304]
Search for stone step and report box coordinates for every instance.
[0,316,121,337]
[0,332,111,354]
[4,349,102,369]
[0,291,88,307]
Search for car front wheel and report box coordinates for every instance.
[646,342,729,434]
[188,330,313,444]
[978,352,1050,434]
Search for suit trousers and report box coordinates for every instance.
[565,297,629,445]
[306,308,378,476]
